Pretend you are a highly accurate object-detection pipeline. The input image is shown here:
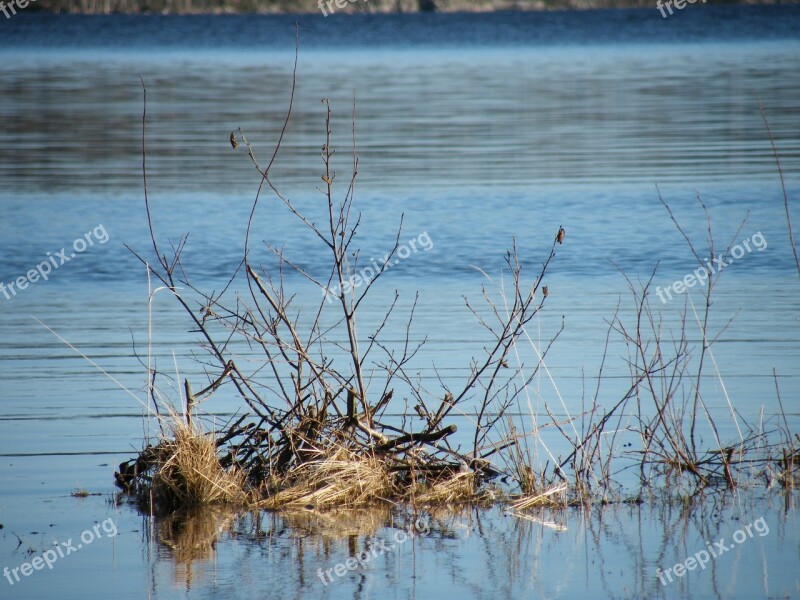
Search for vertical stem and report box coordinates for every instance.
[184,379,194,426]
[322,99,368,417]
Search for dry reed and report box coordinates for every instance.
[149,418,250,512]
[509,483,569,511]
[257,446,393,509]
[412,472,478,505]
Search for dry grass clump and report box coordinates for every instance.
[411,472,478,505]
[257,446,393,509]
[125,83,569,514]
[149,419,250,512]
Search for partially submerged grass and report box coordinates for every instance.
[509,483,569,511]
[411,472,478,505]
[145,418,251,512]
[256,447,393,509]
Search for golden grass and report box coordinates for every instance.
[256,446,393,509]
[150,418,250,511]
[412,471,478,505]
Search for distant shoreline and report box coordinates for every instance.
[23,0,798,15]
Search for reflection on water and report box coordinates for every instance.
[157,506,236,563]
[154,505,237,591]
[141,494,798,599]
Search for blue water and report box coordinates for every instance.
[1,7,799,599]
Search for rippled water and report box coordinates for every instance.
[1,7,799,599]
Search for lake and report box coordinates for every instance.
[0,6,799,599]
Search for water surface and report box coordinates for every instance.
[1,7,799,599]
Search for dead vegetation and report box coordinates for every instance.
[149,419,251,511]
[256,447,393,509]
[116,50,798,516]
[117,54,565,514]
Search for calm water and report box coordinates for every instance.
[1,7,799,599]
